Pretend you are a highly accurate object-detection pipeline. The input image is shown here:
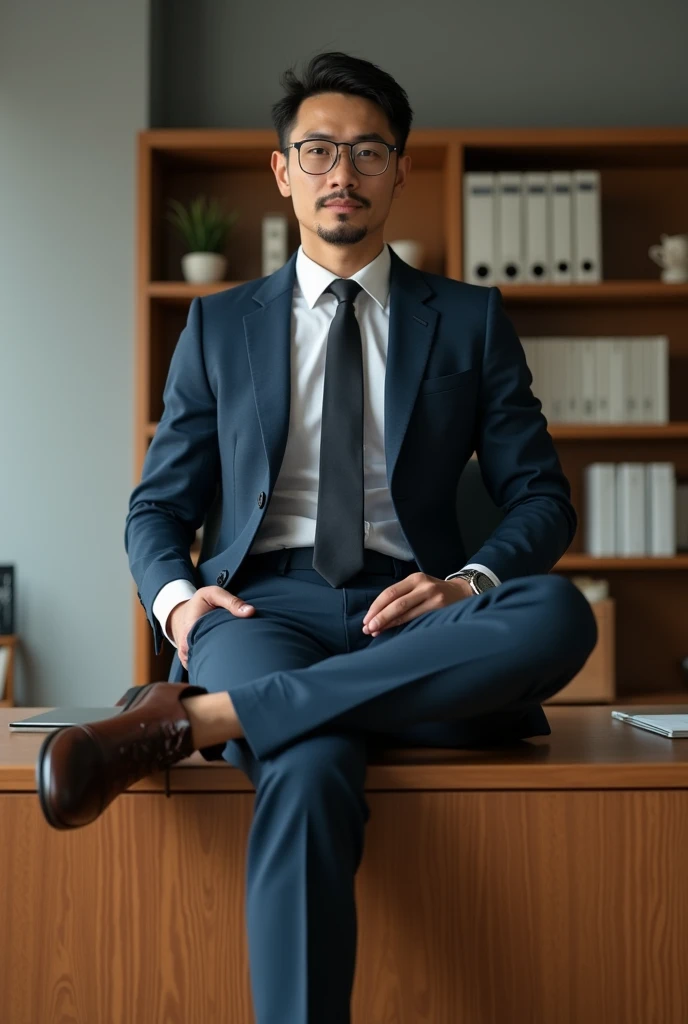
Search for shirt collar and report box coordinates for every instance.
[295,242,391,311]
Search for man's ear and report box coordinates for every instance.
[271,151,291,198]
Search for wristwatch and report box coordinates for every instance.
[451,568,496,595]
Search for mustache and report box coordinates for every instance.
[320,195,367,207]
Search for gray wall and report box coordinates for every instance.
[0,0,149,705]
[151,0,688,129]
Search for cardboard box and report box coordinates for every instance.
[545,597,616,703]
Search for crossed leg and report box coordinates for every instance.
[183,572,597,761]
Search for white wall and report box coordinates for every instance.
[0,0,150,705]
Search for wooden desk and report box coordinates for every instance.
[2,706,688,1024]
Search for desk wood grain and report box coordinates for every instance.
[2,706,687,1023]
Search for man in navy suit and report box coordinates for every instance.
[38,51,597,1024]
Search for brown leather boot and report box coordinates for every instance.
[36,682,212,830]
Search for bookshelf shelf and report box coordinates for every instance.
[556,554,688,571]
[499,282,688,304]
[549,423,688,440]
[147,280,688,305]
[148,281,244,302]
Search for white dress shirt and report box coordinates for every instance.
[153,242,500,647]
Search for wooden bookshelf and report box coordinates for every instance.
[134,126,688,702]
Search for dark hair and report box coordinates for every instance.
[271,51,414,159]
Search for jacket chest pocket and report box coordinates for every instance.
[418,367,477,396]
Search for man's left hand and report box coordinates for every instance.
[362,573,473,636]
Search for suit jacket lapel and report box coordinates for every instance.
[243,245,438,496]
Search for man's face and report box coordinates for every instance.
[271,91,410,248]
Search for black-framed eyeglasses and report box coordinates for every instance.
[283,138,398,176]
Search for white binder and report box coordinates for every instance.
[646,463,676,556]
[595,339,612,422]
[644,335,669,424]
[572,170,602,282]
[584,463,616,555]
[495,172,525,284]
[616,463,646,555]
[580,338,597,423]
[463,173,496,285]
[550,171,573,284]
[524,172,550,283]
[609,339,626,422]
[563,339,582,422]
[626,339,645,423]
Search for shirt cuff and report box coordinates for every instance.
[445,563,502,587]
[152,579,198,647]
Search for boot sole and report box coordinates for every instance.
[36,683,157,830]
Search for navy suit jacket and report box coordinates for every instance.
[125,246,577,741]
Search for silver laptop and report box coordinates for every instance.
[9,707,123,732]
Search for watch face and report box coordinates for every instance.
[474,571,495,592]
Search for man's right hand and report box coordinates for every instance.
[167,586,255,671]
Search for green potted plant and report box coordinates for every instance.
[166,195,240,283]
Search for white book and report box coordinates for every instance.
[616,463,646,555]
[495,172,525,284]
[626,339,645,422]
[464,173,496,285]
[563,339,582,422]
[609,338,626,422]
[580,338,597,423]
[572,170,602,282]
[640,338,656,423]
[524,172,550,283]
[646,463,676,556]
[584,463,616,555]
[550,171,573,284]
[651,335,667,423]
[595,339,612,423]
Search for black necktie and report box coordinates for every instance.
[312,278,365,587]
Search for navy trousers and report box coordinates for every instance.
[185,546,597,1024]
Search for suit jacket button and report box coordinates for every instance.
[216,569,229,586]
[257,492,266,508]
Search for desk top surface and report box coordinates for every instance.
[2,705,688,792]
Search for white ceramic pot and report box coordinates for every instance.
[181,252,228,284]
